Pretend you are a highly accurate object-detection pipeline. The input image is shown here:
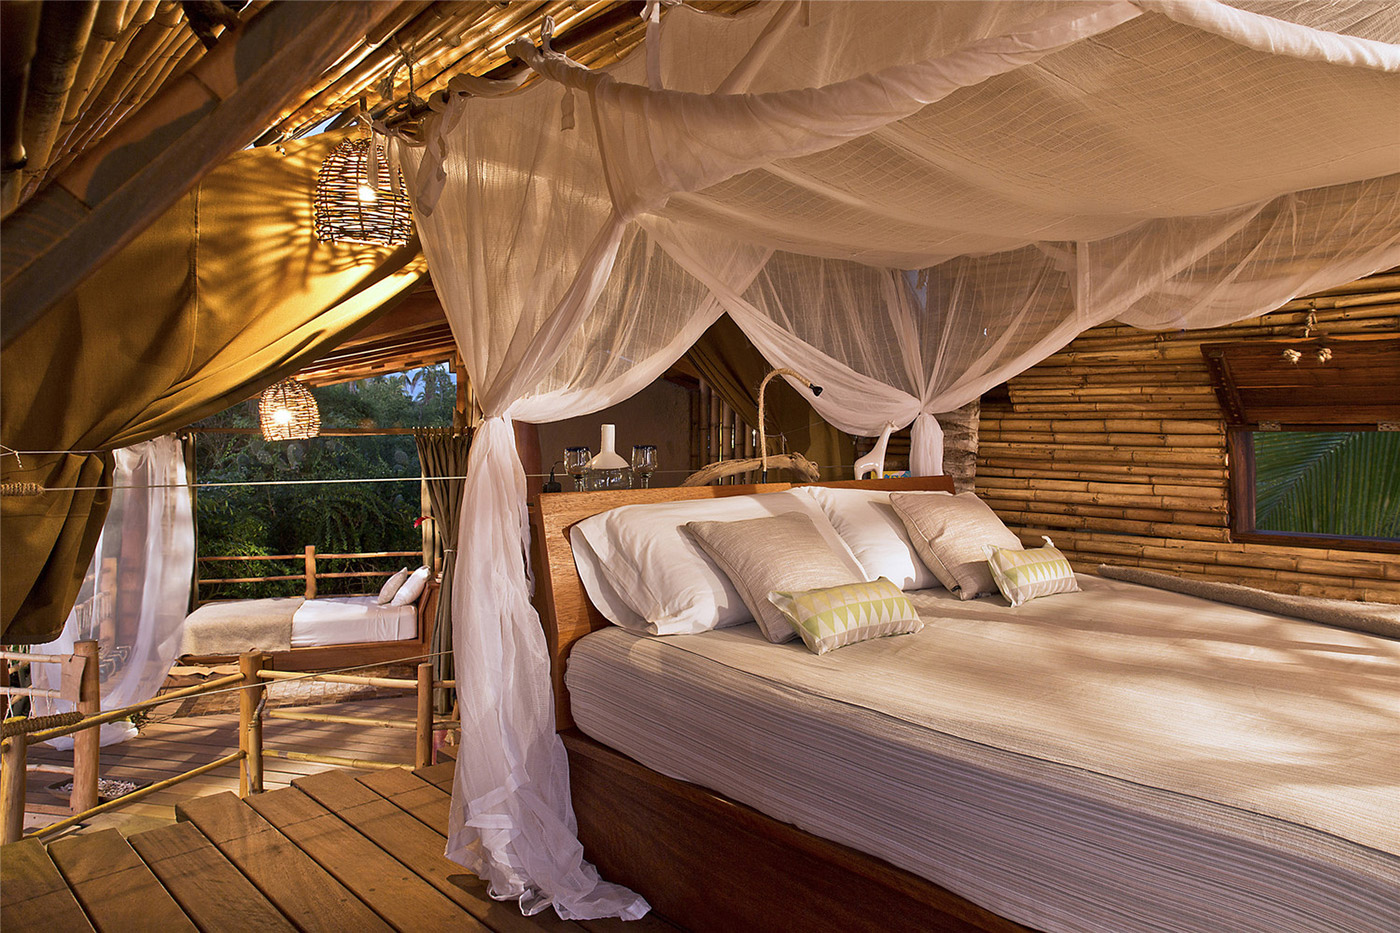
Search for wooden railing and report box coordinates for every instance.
[0,647,457,844]
[196,547,422,602]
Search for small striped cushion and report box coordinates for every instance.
[984,536,1080,607]
[768,577,923,655]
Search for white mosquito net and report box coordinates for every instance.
[390,1,1400,919]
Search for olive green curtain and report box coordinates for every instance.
[413,427,472,714]
[685,314,853,473]
[2,129,426,644]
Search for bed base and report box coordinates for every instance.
[565,729,1030,933]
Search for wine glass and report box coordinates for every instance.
[564,446,591,491]
[631,445,658,488]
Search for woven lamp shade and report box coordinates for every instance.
[259,379,321,441]
[313,137,413,245]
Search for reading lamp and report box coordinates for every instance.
[756,368,823,481]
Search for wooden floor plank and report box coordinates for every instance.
[177,791,393,933]
[246,786,481,932]
[46,829,197,933]
[295,769,587,933]
[415,760,456,791]
[0,838,96,932]
[359,767,452,833]
[127,821,296,933]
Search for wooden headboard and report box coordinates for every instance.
[529,476,956,730]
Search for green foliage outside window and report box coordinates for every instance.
[1253,431,1400,540]
[195,366,456,600]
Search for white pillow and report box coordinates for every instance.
[389,565,432,607]
[376,567,410,605]
[571,489,866,635]
[799,486,938,590]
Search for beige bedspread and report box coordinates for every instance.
[178,597,302,657]
[567,574,1400,933]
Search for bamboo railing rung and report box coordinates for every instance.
[24,672,246,744]
[262,748,403,771]
[265,710,415,729]
[30,751,246,841]
[255,670,415,690]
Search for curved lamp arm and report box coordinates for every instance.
[756,368,823,481]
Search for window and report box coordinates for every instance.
[192,366,457,600]
[1204,337,1400,552]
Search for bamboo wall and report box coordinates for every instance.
[977,269,1400,604]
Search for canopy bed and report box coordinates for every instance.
[373,0,1400,921]
[531,478,1400,933]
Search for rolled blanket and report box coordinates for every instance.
[1097,565,1400,640]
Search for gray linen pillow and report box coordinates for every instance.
[890,492,1022,600]
[686,511,868,643]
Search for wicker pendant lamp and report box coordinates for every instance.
[259,378,321,441]
[313,136,413,246]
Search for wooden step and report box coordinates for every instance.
[245,785,479,932]
[177,791,392,933]
[127,820,296,933]
[293,769,577,933]
[0,837,94,932]
[46,829,196,933]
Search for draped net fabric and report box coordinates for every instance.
[393,0,1400,919]
[30,437,194,748]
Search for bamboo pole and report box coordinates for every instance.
[255,669,416,690]
[70,640,100,814]
[265,710,414,729]
[1,729,25,845]
[415,662,432,770]
[23,673,245,743]
[31,750,245,841]
[304,545,317,600]
[262,748,403,771]
[239,652,266,797]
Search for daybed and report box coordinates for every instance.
[178,577,439,672]
[529,478,1400,933]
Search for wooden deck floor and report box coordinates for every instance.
[3,760,684,933]
[22,695,422,838]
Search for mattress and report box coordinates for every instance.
[565,575,1400,933]
[290,596,416,647]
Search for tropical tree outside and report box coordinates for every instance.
[194,365,456,600]
[1253,430,1400,540]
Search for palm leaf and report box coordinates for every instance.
[1254,431,1400,538]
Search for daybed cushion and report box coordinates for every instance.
[686,511,868,643]
[290,596,416,647]
[570,489,858,636]
[800,485,938,590]
[389,566,432,607]
[891,491,1021,599]
[377,567,411,604]
[985,536,1080,606]
[768,577,923,654]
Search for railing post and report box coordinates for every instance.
[1,728,26,845]
[304,545,317,600]
[415,662,433,770]
[238,652,266,796]
[71,640,101,814]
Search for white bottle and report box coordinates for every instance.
[585,424,630,489]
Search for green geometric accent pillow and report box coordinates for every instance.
[767,577,923,655]
[983,536,1080,607]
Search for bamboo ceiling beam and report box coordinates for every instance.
[17,2,100,212]
[0,1,402,349]
[0,1,43,212]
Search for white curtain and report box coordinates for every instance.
[393,0,1400,918]
[30,436,194,748]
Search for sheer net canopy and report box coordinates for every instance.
[390,1,1400,919]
